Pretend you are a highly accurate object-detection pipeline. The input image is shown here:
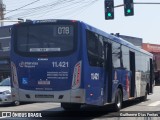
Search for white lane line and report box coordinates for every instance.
[148,101,160,106]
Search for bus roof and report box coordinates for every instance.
[13,19,153,57]
[81,21,153,57]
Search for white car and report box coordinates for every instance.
[0,77,20,106]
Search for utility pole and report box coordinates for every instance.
[0,0,5,26]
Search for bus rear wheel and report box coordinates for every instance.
[61,103,81,111]
[113,89,122,112]
[13,100,20,106]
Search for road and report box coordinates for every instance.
[0,86,160,120]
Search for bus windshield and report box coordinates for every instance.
[14,24,76,56]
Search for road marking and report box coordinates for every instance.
[148,101,160,106]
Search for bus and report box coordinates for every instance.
[10,19,154,111]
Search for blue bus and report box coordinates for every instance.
[10,19,154,111]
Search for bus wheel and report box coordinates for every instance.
[113,89,122,111]
[13,100,20,106]
[61,103,81,111]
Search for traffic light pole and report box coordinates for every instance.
[134,2,160,5]
[114,2,160,8]
[114,4,124,8]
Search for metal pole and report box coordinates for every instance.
[0,0,3,26]
[114,2,160,8]
[134,2,160,5]
[0,0,5,26]
[114,4,124,8]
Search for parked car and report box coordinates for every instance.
[0,77,20,106]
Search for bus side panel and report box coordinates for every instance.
[121,70,132,101]
[81,25,104,106]
[70,22,86,103]
[85,67,105,106]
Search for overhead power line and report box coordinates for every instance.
[53,0,98,18]
[5,0,72,18]
[38,0,96,18]
[5,0,78,17]
[5,0,40,14]
[4,0,98,20]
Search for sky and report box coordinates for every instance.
[1,0,160,44]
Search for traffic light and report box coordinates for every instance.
[104,0,114,20]
[124,0,134,16]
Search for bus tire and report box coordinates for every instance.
[61,103,81,111]
[13,100,20,106]
[113,88,122,112]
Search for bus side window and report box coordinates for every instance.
[86,30,104,67]
[112,42,121,69]
[122,45,130,70]
[97,35,104,67]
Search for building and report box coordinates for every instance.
[142,43,160,84]
[119,34,143,48]
[0,25,11,81]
